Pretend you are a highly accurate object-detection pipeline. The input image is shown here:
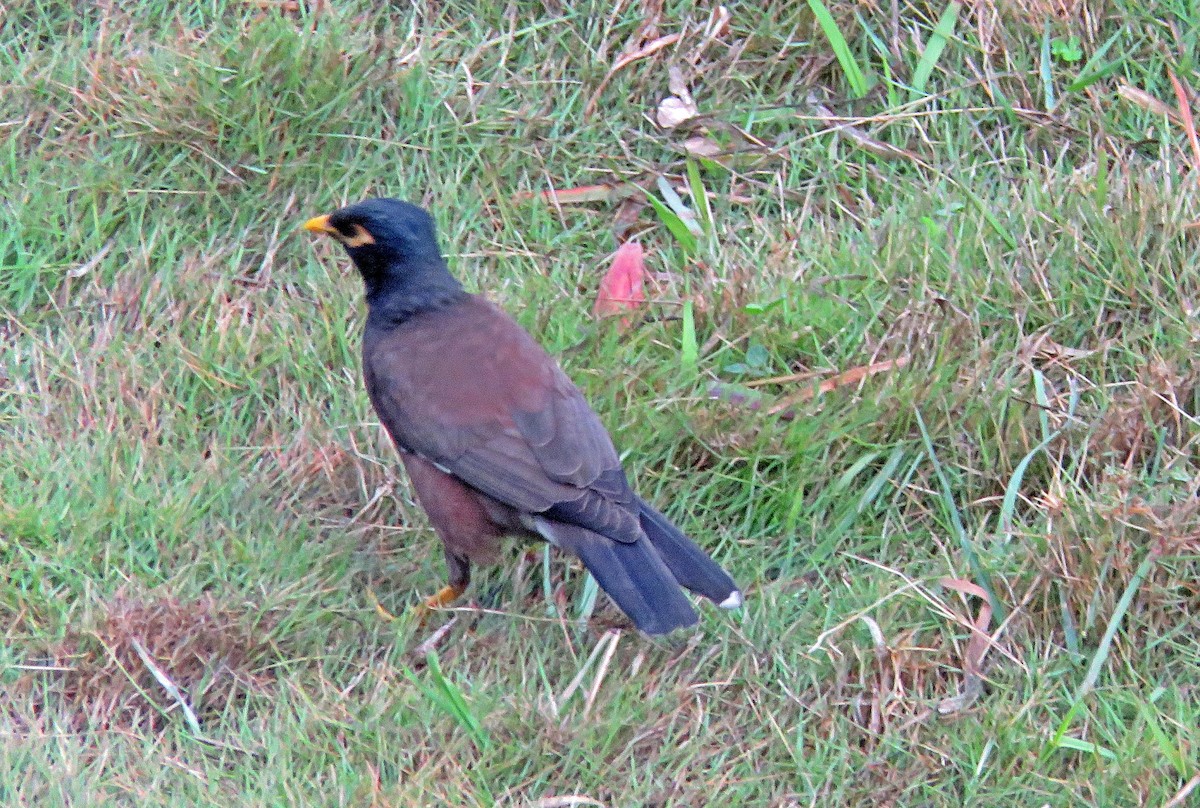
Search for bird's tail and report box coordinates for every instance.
[535,518,699,635]
[637,499,742,610]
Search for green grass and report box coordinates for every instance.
[3,0,1199,804]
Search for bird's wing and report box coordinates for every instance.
[363,296,641,543]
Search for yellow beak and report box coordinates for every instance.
[304,214,336,235]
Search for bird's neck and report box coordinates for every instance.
[362,258,467,324]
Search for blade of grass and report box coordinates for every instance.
[855,11,901,108]
[807,0,870,98]
[1074,546,1158,701]
[915,408,1006,621]
[405,651,492,753]
[910,2,961,101]
[575,571,599,623]
[1000,375,1080,534]
[680,299,698,375]
[1041,21,1057,110]
[685,159,712,238]
[1046,546,1160,757]
[1053,735,1117,760]
[646,191,699,254]
[1065,28,1127,92]
[948,175,1018,250]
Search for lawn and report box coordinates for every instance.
[2,0,1198,804]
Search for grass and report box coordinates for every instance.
[2,0,1199,804]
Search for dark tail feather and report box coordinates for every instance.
[539,519,698,635]
[637,499,742,609]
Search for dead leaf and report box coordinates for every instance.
[612,196,647,241]
[594,242,646,325]
[657,96,698,128]
[245,0,304,11]
[667,64,690,99]
[657,64,698,128]
[683,134,722,157]
[703,5,731,42]
[935,577,993,715]
[1018,331,1096,365]
[531,798,607,808]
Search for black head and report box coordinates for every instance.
[305,197,464,321]
[305,197,444,267]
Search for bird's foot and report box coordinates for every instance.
[424,583,466,610]
[412,583,466,626]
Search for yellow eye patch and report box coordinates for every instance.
[342,224,375,247]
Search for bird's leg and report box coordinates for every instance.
[414,549,470,621]
[424,583,466,609]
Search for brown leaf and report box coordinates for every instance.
[656,96,698,129]
[703,5,731,40]
[593,242,646,325]
[612,196,647,242]
[657,64,698,129]
[936,577,993,715]
[683,134,722,157]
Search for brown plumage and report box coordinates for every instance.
[305,198,741,634]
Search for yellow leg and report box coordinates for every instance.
[411,584,465,628]
[424,583,466,610]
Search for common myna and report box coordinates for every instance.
[305,198,741,634]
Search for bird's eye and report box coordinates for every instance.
[340,224,376,247]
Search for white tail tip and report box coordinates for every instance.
[718,590,743,610]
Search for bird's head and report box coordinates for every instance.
[305,197,463,318]
[304,197,444,270]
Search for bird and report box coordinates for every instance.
[304,198,742,634]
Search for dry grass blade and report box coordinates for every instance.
[130,637,202,735]
[529,797,607,808]
[585,34,681,118]
[768,356,910,414]
[1117,83,1181,123]
[412,617,459,659]
[1167,69,1200,172]
[554,630,619,715]
[805,93,925,163]
[514,184,627,205]
[66,237,116,279]
[582,630,621,719]
[1162,773,1200,808]
[808,579,921,655]
[935,578,992,714]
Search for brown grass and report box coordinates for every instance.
[29,592,277,733]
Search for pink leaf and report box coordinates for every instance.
[593,241,645,325]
